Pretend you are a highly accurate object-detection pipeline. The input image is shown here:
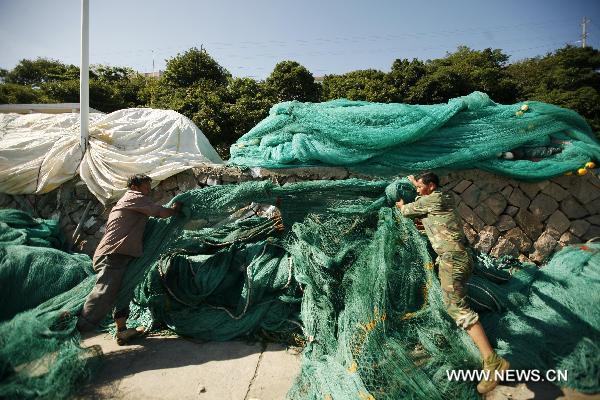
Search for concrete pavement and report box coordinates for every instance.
[77,333,597,400]
[78,333,301,400]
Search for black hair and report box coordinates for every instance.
[417,172,439,187]
[127,174,152,189]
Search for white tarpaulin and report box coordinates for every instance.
[0,108,223,203]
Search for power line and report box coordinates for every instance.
[90,33,575,74]
[81,17,581,77]
[95,36,576,78]
[89,18,573,59]
[506,40,579,55]
[142,32,571,64]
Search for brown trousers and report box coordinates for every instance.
[76,253,133,332]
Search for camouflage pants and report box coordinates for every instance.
[437,250,479,329]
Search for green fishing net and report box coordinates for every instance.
[0,209,93,321]
[229,92,600,180]
[0,209,67,249]
[0,178,598,399]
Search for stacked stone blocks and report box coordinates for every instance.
[1,165,598,263]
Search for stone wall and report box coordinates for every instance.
[1,165,599,263]
[440,170,600,263]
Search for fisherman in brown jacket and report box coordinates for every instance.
[76,174,181,344]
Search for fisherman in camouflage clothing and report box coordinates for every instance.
[397,172,509,394]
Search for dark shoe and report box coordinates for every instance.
[115,326,145,346]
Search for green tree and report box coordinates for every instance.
[4,58,79,86]
[405,70,463,104]
[265,61,320,102]
[387,58,427,102]
[40,77,146,113]
[321,69,396,102]
[0,83,48,104]
[118,72,153,108]
[152,78,233,155]
[137,75,161,107]
[508,45,600,135]
[41,79,113,111]
[0,59,151,112]
[91,65,152,109]
[188,82,233,155]
[154,50,277,157]
[162,48,231,88]
[39,79,79,103]
[91,65,133,83]
[225,77,272,137]
[508,46,600,94]
[2,45,598,147]
[404,47,517,104]
[155,49,234,155]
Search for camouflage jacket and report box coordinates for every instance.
[400,190,466,254]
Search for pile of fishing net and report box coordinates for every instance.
[0,179,598,399]
[229,92,600,180]
[0,209,93,321]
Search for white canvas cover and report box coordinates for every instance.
[0,108,223,203]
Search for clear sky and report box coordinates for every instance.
[1,0,599,79]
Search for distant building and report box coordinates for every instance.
[0,103,101,114]
[143,70,164,78]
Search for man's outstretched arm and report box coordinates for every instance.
[156,202,182,218]
[129,200,182,218]
[397,196,429,218]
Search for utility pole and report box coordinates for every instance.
[80,0,89,153]
[150,50,155,107]
[581,17,590,48]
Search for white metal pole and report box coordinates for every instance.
[80,0,89,152]
[581,17,589,48]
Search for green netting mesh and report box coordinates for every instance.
[0,209,67,249]
[0,210,93,321]
[229,92,600,180]
[0,179,598,399]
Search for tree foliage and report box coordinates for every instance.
[0,83,48,104]
[265,61,320,102]
[162,48,230,88]
[1,45,598,151]
[401,47,517,104]
[225,77,272,137]
[153,53,228,154]
[507,45,600,132]
[3,58,79,86]
[0,60,153,113]
[387,59,427,102]
[322,69,396,102]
